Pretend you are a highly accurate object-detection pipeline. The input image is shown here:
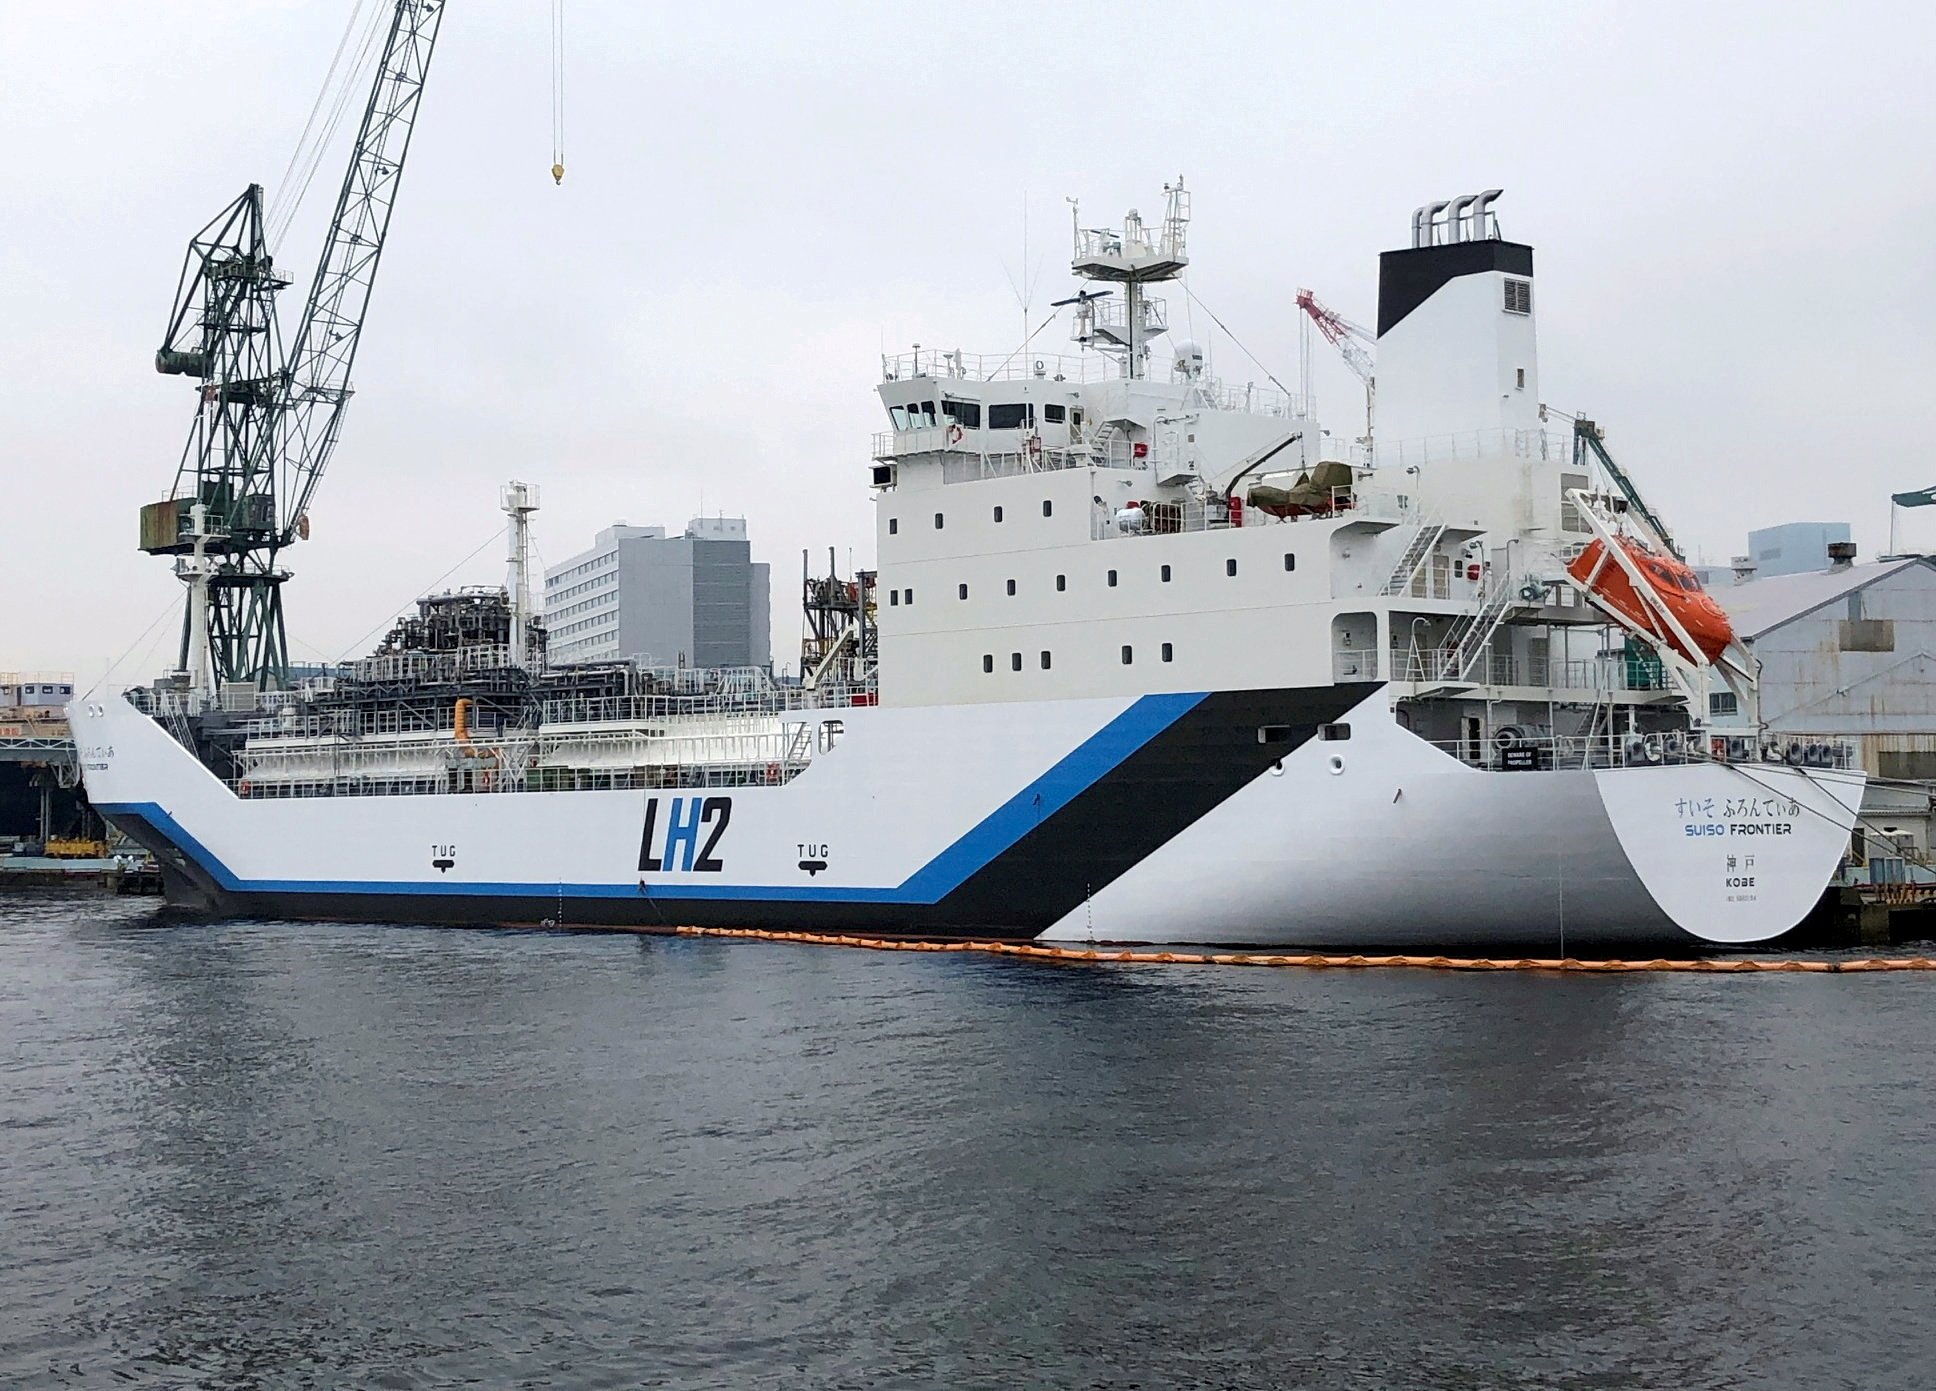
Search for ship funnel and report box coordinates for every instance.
[1471,188,1504,240]
[1418,199,1451,247]
[1445,193,1479,242]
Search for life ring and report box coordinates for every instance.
[946,424,963,445]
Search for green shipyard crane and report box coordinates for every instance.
[141,0,447,695]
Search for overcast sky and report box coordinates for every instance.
[4,1,1933,683]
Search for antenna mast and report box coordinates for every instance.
[1069,178,1190,379]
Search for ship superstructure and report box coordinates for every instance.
[73,181,1864,948]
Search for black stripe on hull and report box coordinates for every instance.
[112,684,1369,937]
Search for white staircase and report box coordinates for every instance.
[1447,574,1517,682]
[1379,513,1444,597]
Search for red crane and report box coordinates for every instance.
[1296,287,1375,443]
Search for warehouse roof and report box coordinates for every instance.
[1715,557,1935,638]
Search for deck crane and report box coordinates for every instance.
[141,0,448,697]
[1295,287,1376,444]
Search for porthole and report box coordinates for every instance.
[1011,652,1022,672]
[1006,579,1017,596]
[1042,500,1053,517]
[1040,651,1052,670]
[1161,564,1172,583]
[993,505,1004,523]
[958,583,968,600]
[1161,642,1173,663]
[1226,558,1238,577]
[1283,553,1295,571]
[1121,645,1133,665]
[1107,569,1118,588]
[1056,574,1067,592]
[982,654,994,673]
[934,512,944,529]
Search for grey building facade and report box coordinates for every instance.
[1746,521,1852,579]
[545,517,771,670]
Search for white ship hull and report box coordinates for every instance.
[71,687,1862,949]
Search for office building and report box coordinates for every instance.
[544,517,771,669]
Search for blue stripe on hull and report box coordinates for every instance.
[98,691,1206,905]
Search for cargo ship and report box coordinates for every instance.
[71,184,1864,947]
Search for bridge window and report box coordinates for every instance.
[1042,404,1066,424]
[988,402,1033,431]
[942,398,981,429]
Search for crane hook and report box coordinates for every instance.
[551,162,565,186]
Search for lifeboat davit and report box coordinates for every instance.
[1566,537,1734,664]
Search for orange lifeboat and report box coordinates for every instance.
[1566,537,1734,664]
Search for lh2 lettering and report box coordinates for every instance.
[639,795,732,873]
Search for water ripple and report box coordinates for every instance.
[1,892,1932,1388]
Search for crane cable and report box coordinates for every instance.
[550,0,566,184]
[267,0,371,236]
[268,0,389,248]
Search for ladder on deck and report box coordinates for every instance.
[1446,574,1517,683]
[1380,512,1445,596]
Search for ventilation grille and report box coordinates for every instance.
[1503,278,1532,315]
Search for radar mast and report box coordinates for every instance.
[1067,178,1190,379]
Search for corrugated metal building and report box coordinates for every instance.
[1717,556,1936,872]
